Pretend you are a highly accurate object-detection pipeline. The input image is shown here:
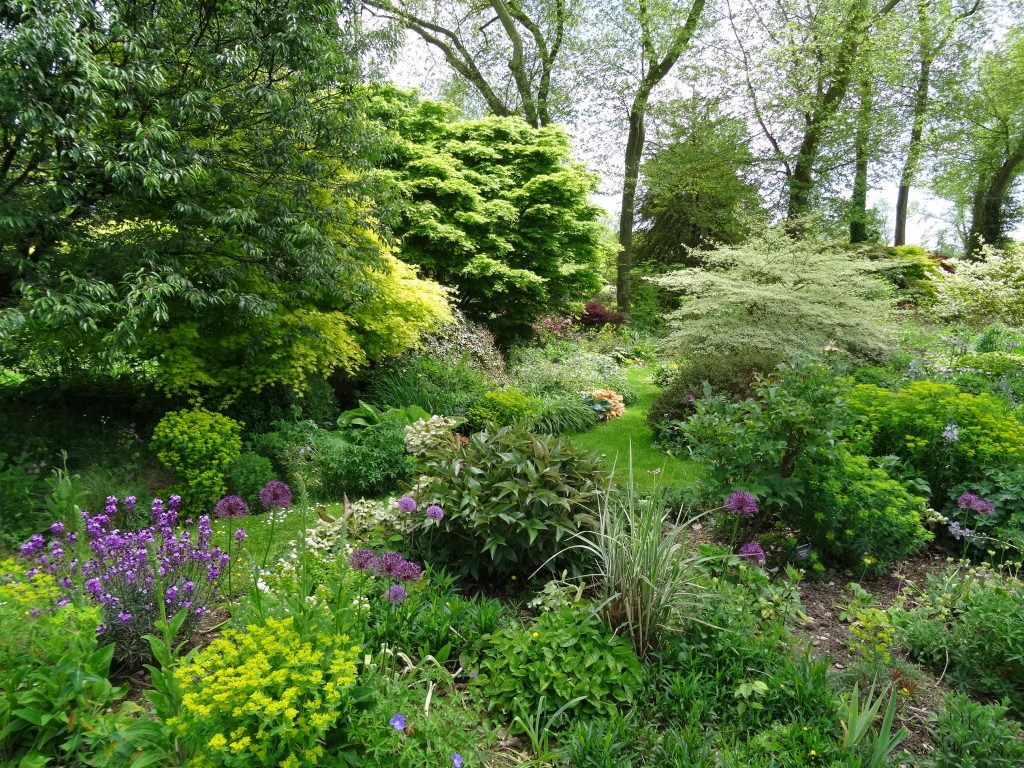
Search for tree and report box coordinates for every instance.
[0,0,448,400]
[369,87,611,342]
[635,100,764,264]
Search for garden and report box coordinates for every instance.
[3,2,1024,767]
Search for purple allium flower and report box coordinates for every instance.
[394,560,423,582]
[725,491,758,518]
[374,552,405,576]
[957,492,995,516]
[397,496,417,513]
[389,713,407,731]
[425,504,444,521]
[738,541,766,566]
[96,624,106,635]
[259,480,292,510]
[452,755,463,768]
[349,549,375,570]
[234,529,246,542]
[386,584,408,604]
[50,521,65,536]
[214,495,249,518]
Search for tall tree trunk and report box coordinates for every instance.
[850,74,873,243]
[786,122,820,234]
[894,57,929,246]
[966,145,1024,256]
[617,98,647,314]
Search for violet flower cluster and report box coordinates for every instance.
[957,492,995,517]
[19,495,229,665]
[725,491,758,518]
[348,548,423,605]
[738,541,766,566]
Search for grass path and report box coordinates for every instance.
[568,365,698,494]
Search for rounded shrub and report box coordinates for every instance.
[151,408,242,512]
[465,387,540,430]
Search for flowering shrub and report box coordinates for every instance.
[413,308,508,381]
[168,616,361,768]
[582,389,625,420]
[531,314,579,342]
[849,380,1024,506]
[465,387,540,430]
[473,605,645,727]
[418,426,608,581]
[19,496,227,665]
[151,408,243,512]
[934,244,1024,325]
[404,416,460,456]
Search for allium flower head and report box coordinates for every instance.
[395,560,423,582]
[389,713,407,731]
[725,491,758,518]
[349,549,375,570]
[957,492,995,516]
[682,394,696,404]
[397,496,417,513]
[259,480,292,510]
[386,584,408,604]
[425,504,444,521]
[214,495,249,518]
[738,541,766,566]
[374,552,405,576]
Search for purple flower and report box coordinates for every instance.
[397,496,417,513]
[19,534,45,558]
[50,521,65,535]
[124,495,137,509]
[725,491,758,518]
[374,552,405,576]
[738,541,766,566]
[214,495,249,518]
[682,394,696,404]
[957,492,995,516]
[29,608,41,619]
[234,529,247,542]
[259,480,292,510]
[425,504,444,521]
[949,521,975,541]
[118,611,133,625]
[386,584,408,604]
[389,713,407,731]
[452,755,463,768]
[349,549,375,570]
[394,560,423,582]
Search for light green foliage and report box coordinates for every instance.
[151,408,243,512]
[365,354,490,418]
[572,489,720,657]
[893,562,1024,715]
[371,87,610,341]
[418,426,608,581]
[936,245,1024,324]
[636,98,764,264]
[652,233,897,360]
[849,380,1024,505]
[465,387,540,430]
[925,693,1024,768]
[532,394,600,436]
[841,584,895,667]
[337,401,431,431]
[473,605,646,727]
[0,560,124,765]
[169,615,361,767]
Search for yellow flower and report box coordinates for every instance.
[531,631,539,638]
[208,733,227,749]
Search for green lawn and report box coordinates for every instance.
[568,366,698,494]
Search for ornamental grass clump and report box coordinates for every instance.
[18,495,229,666]
[168,615,361,768]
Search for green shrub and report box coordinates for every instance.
[465,387,540,430]
[975,322,1024,354]
[925,693,1024,768]
[798,450,931,574]
[648,349,781,436]
[227,452,276,510]
[0,453,47,547]
[533,394,600,435]
[248,419,319,482]
[150,407,243,512]
[417,426,608,581]
[935,244,1024,326]
[311,421,413,501]
[473,605,645,728]
[849,380,1024,506]
[365,354,489,417]
[893,562,1024,715]
[509,344,635,403]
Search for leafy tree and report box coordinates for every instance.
[371,87,611,342]
[0,0,447,401]
[635,99,764,264]
[651,232,897,360]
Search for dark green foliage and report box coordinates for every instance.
[364,354,489,417]
[369,86,610,342]
[465,387,540,430]
[310,422,413,501]
[893,563,1024,716]
[418,426,608,581]
[648,350,781,436]
[227,453,276,511]
[533,394,600,436]
[925,693,1024,768]
[249,420,320,481]
[0,454,48,546]
[554,715,715,768]
[472,605,646,728]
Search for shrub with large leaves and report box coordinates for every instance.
[417,427,608,581]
